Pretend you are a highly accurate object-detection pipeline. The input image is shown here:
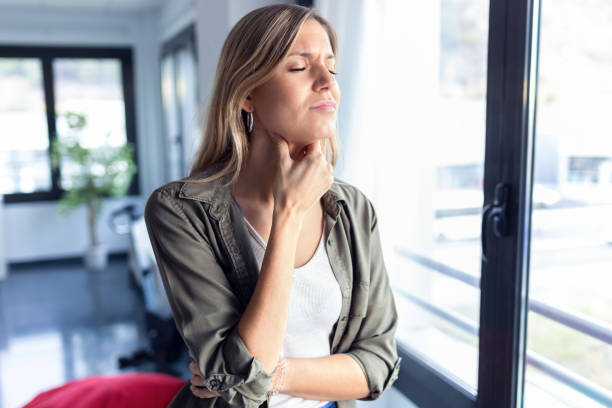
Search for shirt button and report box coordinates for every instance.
[209,379,220,389]
[328,239,333,245]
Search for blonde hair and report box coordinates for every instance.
[181,4,339,185]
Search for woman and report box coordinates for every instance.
[144,4,401,408]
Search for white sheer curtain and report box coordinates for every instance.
[316,0,442,274]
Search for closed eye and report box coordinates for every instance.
[289,67,337,76]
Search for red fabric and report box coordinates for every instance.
[23,373,185,408]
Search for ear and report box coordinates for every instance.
[241,94,254,112]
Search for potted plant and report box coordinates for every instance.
[50,111,137,271]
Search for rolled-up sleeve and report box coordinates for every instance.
[144,188,273,408]
[345,199,402,401]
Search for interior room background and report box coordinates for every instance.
[0,0,610,407]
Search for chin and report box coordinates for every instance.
[298,133,333,145]
[290,129,332,142]
[313,123,337,139]
[287,122,336,143]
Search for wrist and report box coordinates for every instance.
[272,204,304,228]
[268,358,289,396]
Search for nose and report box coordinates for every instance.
[312,62,335,91]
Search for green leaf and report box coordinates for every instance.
[52,111,137,246]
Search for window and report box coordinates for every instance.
[0,46,139,203]
[319,0,612,406]
[160,25,200,182]
[0,58,50,194]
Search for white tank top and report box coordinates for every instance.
[242,215,343,408]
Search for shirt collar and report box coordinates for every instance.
[178,164,347,220]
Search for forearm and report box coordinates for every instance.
[237,208,303,374]
[280,354,370,401]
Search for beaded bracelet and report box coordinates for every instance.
[268,358,288,396]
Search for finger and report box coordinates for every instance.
[191,386,221,399]
[190,374,206,387]
[291,146,308,161]
[188,349,195,360]
[303,140,322,156]
[189,361,202,376]
[190,384,215,399]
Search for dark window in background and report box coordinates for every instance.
[0,46,138,204]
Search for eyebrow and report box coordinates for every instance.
[288,52,336,60]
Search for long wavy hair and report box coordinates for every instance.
[180,4,339,185]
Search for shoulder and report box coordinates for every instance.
[144,180,186,212]
[145,167,225,213]
[147,180,184,200]
[143,181,186,230]
[144,166,231,235]
[143,179,210,226]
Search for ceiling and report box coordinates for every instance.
[0,0,164,12]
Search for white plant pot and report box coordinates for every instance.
[84,243,109,271]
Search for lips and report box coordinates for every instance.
[310,100,337,110]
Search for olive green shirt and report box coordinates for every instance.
[144,166,402,408]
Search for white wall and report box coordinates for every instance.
[158,0,196,43]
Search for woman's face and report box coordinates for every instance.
[247,18,340,147]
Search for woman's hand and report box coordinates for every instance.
[188,350,221,399]
[268,133,334,218]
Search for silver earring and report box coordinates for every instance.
[247,111,254,133]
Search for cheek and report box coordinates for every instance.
[257,82,307,125]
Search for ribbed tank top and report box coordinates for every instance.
[242,215,343,408]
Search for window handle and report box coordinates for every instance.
[481,183,510,262]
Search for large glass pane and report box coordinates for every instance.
[388,0,489,391]
[0,58,51,194]
[524,1,612,407]
[53,58,126,189]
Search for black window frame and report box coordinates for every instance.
[0,45,139,204]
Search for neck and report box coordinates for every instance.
[231,128,311,207]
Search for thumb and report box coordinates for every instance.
[304,140,322,156]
